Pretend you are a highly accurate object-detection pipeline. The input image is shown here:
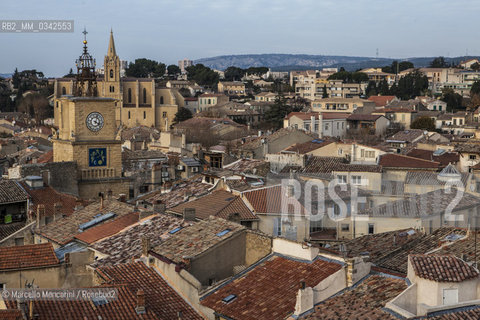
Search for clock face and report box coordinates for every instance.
[86,112,104,132]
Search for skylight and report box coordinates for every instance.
[222,294,237,303]
[169,227,182,234]
[216,229,231,237]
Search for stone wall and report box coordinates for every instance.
[245,230,272,266]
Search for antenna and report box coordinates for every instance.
[376,48,379,60]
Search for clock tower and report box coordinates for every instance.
[53,29,129,199]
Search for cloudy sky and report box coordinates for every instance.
[1,0,479,76]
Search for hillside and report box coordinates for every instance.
[194,54,477,71]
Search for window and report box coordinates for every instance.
[128,88,132,103]
[273,217,282,236]
[0,283,4,290]
[143,88,147,104]
[143,111,146,119]
[341,224,350,232]
[337,175,347,184]
[14,237,24,246]
[160,96,164,104]
[162,112,167,118]
[110,69,113,79]
[216,229,231,237]
[62,87,66,95]
[222,294,237,303]
[352,175,362,185]
[338,149,343,155]
[128,111,131,119]
[208,98,211,104]
[470,154,477,160]
[368,223,375,235]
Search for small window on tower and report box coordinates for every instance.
[143,88,147,104]
[128,88,132,103]
[62,87,66,95]
[143,111,146,119]
[110,69,113,78]
[128,111,131,119]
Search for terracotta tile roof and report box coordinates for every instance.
[169,190,257,221]
[0,310,23,320]
[37,199,134,245]
[91,213,187,266]
[320,112,351,120]
[20,182,80,217]
[455,142,480,154]
[386,129,425,143]
[406,148,459,167]
[120,125,160,141]
[368,95,396,107]
[223,159,270,177]
[358,189,480,218]
[0,221,27,241]
[301,156,382,173]
[5,284,158,319]
[36,149,53,163]
[285,111,319,120]
[0,179,28,204]
[150,216,245,264]
[75,212,140,244]
[378,154,440,169]
[139,175,213,208]
[410,254,479,282]
[347,114,384,121]
[405,171,468,187]
[239,127,315,151]
[201,254,343,320]
[420,305,480,319]
[283,140,333,154]
[0,243,59,271]
[300,275,407,320]
[97,262,203,319]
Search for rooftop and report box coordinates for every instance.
[0,243,59,271]
[379,154,440,169]
[150,216,245,264]
[301,156,382,173]
[0,179,28,204]
[410,254,479,282]
[97,262,203,319]
[201,254,343,320]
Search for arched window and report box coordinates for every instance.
[62,87,66,95]
[110,69,114,79]
[143,88,147,104]
[128,88,132,103]
[160,96,164,104]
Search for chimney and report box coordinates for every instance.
[41,170,50,186]
[141,237,151,256]
[183,208,196,221]
[300,280,306,289]
[107,189,113,199]
[310,115,315,133]
[317,113,323,138]
[53,202,62,221]
[135,289,146,315]
[153,200,166,214]
[118,194,127,202]
[99,192,104,209]
[36,204,45,228]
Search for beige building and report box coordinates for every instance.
[311,97,375,114]
[217,81,246,96]
[197,93,229,111]
[54,31,183,132]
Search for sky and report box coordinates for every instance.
[1,0,480,76]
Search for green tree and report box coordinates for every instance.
[185,64,219,87]
[365,81,377,97]
[328,71,368,83]
[378,80,390,95]
[471,62,480,71]
[12,68,20,89]
[264,95,300,129]
[126,58,166,78]
[322,84,328,98]
[382,61,414,73]
[410,116,435,131]
[396,69,428,100]
[471,81,480,96]
[167,64,181,75]
[429,57,450,68]
[63,68,75,78]
[245,67,269,76]
[441,88,463,112]
[174,107,193,123]
[224,66,245,81]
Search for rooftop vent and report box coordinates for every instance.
[78,212,116,232]
[216,229,231,237]
[222,294,237,303]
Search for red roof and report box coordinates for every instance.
[410,254,479,282]
[347,114,384,121]
[242,185,304,214]
[20,182,80,217]
[286,111,319,120]
[406,148,459,167]
[75,212,140,244]
[379,153,440,169]
[0,243,59,271]
[368,95,396,107]
[321,112,350,120]
[201,255,342,320]
[36,150,53,163]
[97,262,203,319]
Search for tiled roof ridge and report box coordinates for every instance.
[385,153,441,164]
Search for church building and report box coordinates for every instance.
[53,30,184,131]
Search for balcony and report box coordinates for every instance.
[80,168,116,180]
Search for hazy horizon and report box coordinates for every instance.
[2,0,479,76]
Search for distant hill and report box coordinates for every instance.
[194,54,478,72]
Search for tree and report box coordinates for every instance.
[429,57,450,68]
[178,87,191,97]
[263,94,301,129]
[245,67,268,76]
[185,64,219,87]
[63,68,75,78]
[12,68,20,89]
[411,116,435,131]
[322,85,328,98]
[17,93,50,124]
[471,81,480,96]
[174,107,193,123]
[378,79,390,95]
[471,62,480,71]
[126,58,166,78]
[382,61,414,73]
[167,64,181,75]
[441,88,463,112]
[365,81,377,97]
[328,71,368,83]
[224,66,245,81]
[396,69,428,100]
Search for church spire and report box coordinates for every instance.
[108,29,116,57]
